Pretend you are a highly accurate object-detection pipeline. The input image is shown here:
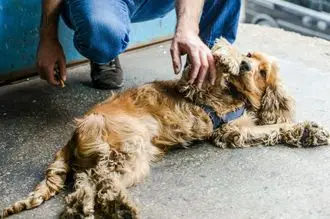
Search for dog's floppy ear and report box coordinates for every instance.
[257,63,295,125]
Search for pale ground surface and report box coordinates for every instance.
[1,24,330,219]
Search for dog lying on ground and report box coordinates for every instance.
[2,38,329,218]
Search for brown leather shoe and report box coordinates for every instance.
[90,57,124,89]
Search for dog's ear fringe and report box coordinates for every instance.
[257,84,295,125]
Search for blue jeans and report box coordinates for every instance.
[61,0,241,63]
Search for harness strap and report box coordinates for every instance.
[201,105,245,129]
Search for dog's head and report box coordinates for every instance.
[178,38,294,125]
[223,52,295,124]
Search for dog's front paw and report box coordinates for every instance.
[212,128,229,148]
[300,122,330,146]
[212,128,244,148]
[211,38,242,76]
[213,135,228,149]
[216,54,240,76]
[281,121,330,147]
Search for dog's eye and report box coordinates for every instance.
[247,53,252,58]
[260,69,267,77]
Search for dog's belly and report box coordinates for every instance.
[149,103,213,150]
[89,81,213,151]
[130,82,214,149]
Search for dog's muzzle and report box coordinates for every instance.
[239,60,252,74]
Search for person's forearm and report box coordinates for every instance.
[175,0,205,35]
[40,0,63,40]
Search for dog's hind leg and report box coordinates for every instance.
[61,170,96,219]
[91,135,160,218]
[212,121,330,148]
[93,135,161,219]
[72,113,161,218]
[79,152,138,219]
[2,140,73,218]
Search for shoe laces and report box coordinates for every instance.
[98,60,117,71]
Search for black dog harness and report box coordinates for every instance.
[201,105,245,129]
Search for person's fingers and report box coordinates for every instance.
[170,43,182,74]
[58,55,67,81]
[36,60,46,80]
[207,53,216,85]
[196,50,209,88]
[187,50,201,84]
[44,66,59,86]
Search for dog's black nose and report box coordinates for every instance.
[240,60,252,73]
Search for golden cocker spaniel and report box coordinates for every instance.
[2,39,329,219]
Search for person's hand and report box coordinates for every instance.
[170,30,216,88]
[36,37,66,86]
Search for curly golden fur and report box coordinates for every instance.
[2,39,329,219]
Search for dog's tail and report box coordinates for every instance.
[1,140,72,218]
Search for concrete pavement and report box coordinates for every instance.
[1,24,330,219]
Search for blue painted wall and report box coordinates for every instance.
[0,0,176,77]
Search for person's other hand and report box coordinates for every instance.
[170,30,216,88]
[36,38,66,86]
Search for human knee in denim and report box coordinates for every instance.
[73,15,130,63]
